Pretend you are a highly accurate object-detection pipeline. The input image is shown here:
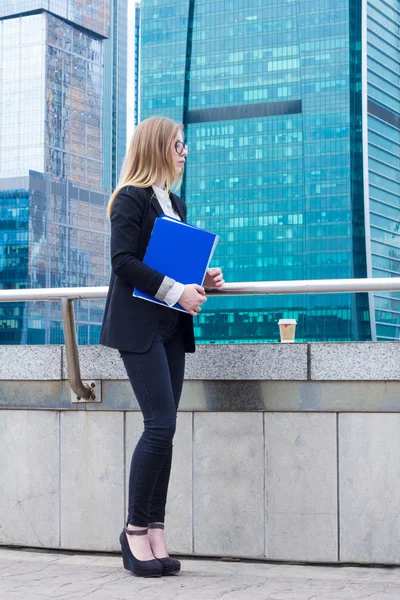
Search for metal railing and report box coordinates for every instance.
[1,276,400,402]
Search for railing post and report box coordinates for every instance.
[61,298,101,403]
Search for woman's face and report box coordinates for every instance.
[171,130,188,174]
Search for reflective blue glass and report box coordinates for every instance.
[134,2,141,127]
[103,0,128,191]
[140,0,376,342]
[0,1,111,38]
[0,173,109,344]
[367,0,400,341]
[0,5,117,344]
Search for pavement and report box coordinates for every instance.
[1,547,400,600]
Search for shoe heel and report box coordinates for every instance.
[121,550,131,571]
[119,528,162,578]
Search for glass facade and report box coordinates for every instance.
[134,2,141,127]
[141,0,374,342]
[0,12,105,188]
[0,181,29,343]
[366,0,400,341]
[0,173,108,344]
[103,0,128,192]
[0,14,47,179]
[0,4,113,344]
[46,13,104,189]
[0,0,110,38]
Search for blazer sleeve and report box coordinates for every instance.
[110,188,175,299]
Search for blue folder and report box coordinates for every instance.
[133,215,219,312]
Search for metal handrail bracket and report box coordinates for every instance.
[60,298,101,403]
[0,277,400,403]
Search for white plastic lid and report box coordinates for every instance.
[278,319,297,324]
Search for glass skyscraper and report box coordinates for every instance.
[103,0,128,191]
[0,1,124,344]
[140,0,399,343]
[0,1,110,38]
[365,0,400,340]
[0,172,108,344]
[134,2,141,127]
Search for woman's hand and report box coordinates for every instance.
[203,267,225,289]
[179,284,207,316]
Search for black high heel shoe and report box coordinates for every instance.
[148,523,181,575]
[120,527,163,578]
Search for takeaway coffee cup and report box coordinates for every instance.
[278,319,297,343]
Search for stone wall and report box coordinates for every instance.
[0,343,400,564]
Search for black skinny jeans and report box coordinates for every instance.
[121,312,185,527]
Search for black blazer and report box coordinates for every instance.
[100,185,195,353]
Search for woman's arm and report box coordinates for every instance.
[111,188,208,314]
[110,188,175,299]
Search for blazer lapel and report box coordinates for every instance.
[145,186,186,222]
[147,187,163,217]
[170,193,186,222]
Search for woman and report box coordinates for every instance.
[100,116,224,578]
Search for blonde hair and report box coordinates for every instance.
[107,116,184,219]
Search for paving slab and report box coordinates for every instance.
[1,548,400,600]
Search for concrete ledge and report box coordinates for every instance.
[1,342,399,412]
[3,379,400,412]
[62,346,124,380]
[0,381,71,409]
[311,342,400,380]
[185,344,308,380]
[0,346,61,380]
[62,344,309,381]
[56,342,400,384]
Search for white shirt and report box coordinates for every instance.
[152,185,180,220]
[152,185,185,307]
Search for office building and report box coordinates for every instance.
[364,0,400,340]
[103,0,128,191]
[140,0,399,342]
[0,2,115,343]
[134,2,141,127]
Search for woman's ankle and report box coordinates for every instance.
[127,524,148,531]
[125,525,156,561]
[148,525,169,559]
